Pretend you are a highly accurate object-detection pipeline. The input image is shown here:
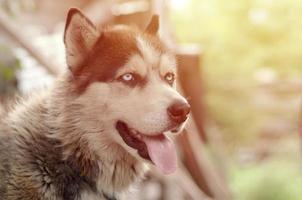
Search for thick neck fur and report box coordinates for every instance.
[5,74,147,198]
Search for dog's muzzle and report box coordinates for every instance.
[115,100,190,174]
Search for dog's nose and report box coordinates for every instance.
[167,101,191,124]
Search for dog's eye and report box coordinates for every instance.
[118,73,139,86]
[121,73,134,82]
[164,72,175,85]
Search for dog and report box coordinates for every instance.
[0,8,190,200]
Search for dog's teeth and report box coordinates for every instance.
[136,133,142,139]
[129,128,142,139]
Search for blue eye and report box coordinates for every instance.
[121,73,134,82]
[118,73,140,87]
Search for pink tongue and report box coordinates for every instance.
[142,134,177,174]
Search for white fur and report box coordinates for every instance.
[136,36,160,66]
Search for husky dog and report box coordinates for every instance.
[0,8,190,200]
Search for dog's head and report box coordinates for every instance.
[63,8,190,174]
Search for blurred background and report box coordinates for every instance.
[1,0,302,199]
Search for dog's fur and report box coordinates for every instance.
[0,8,189,200]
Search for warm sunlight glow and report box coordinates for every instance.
[169,0,190,11]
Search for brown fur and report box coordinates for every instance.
[70,26,166,94]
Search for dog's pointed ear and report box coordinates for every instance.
[146,15,159,35]
[64,8,99,71]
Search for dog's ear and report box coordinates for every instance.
[64,8,99,71]
[146,15,159,35]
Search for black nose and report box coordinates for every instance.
[167,101,191,124]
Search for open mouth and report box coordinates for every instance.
[116,120,177,174]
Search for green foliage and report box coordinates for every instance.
[171,0,302,77]
[231,160,302,200]
[170,0,302,145]
[170,1,302,199]
[0,44,20,95]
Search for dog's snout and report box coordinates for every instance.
[167,101,190,123]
